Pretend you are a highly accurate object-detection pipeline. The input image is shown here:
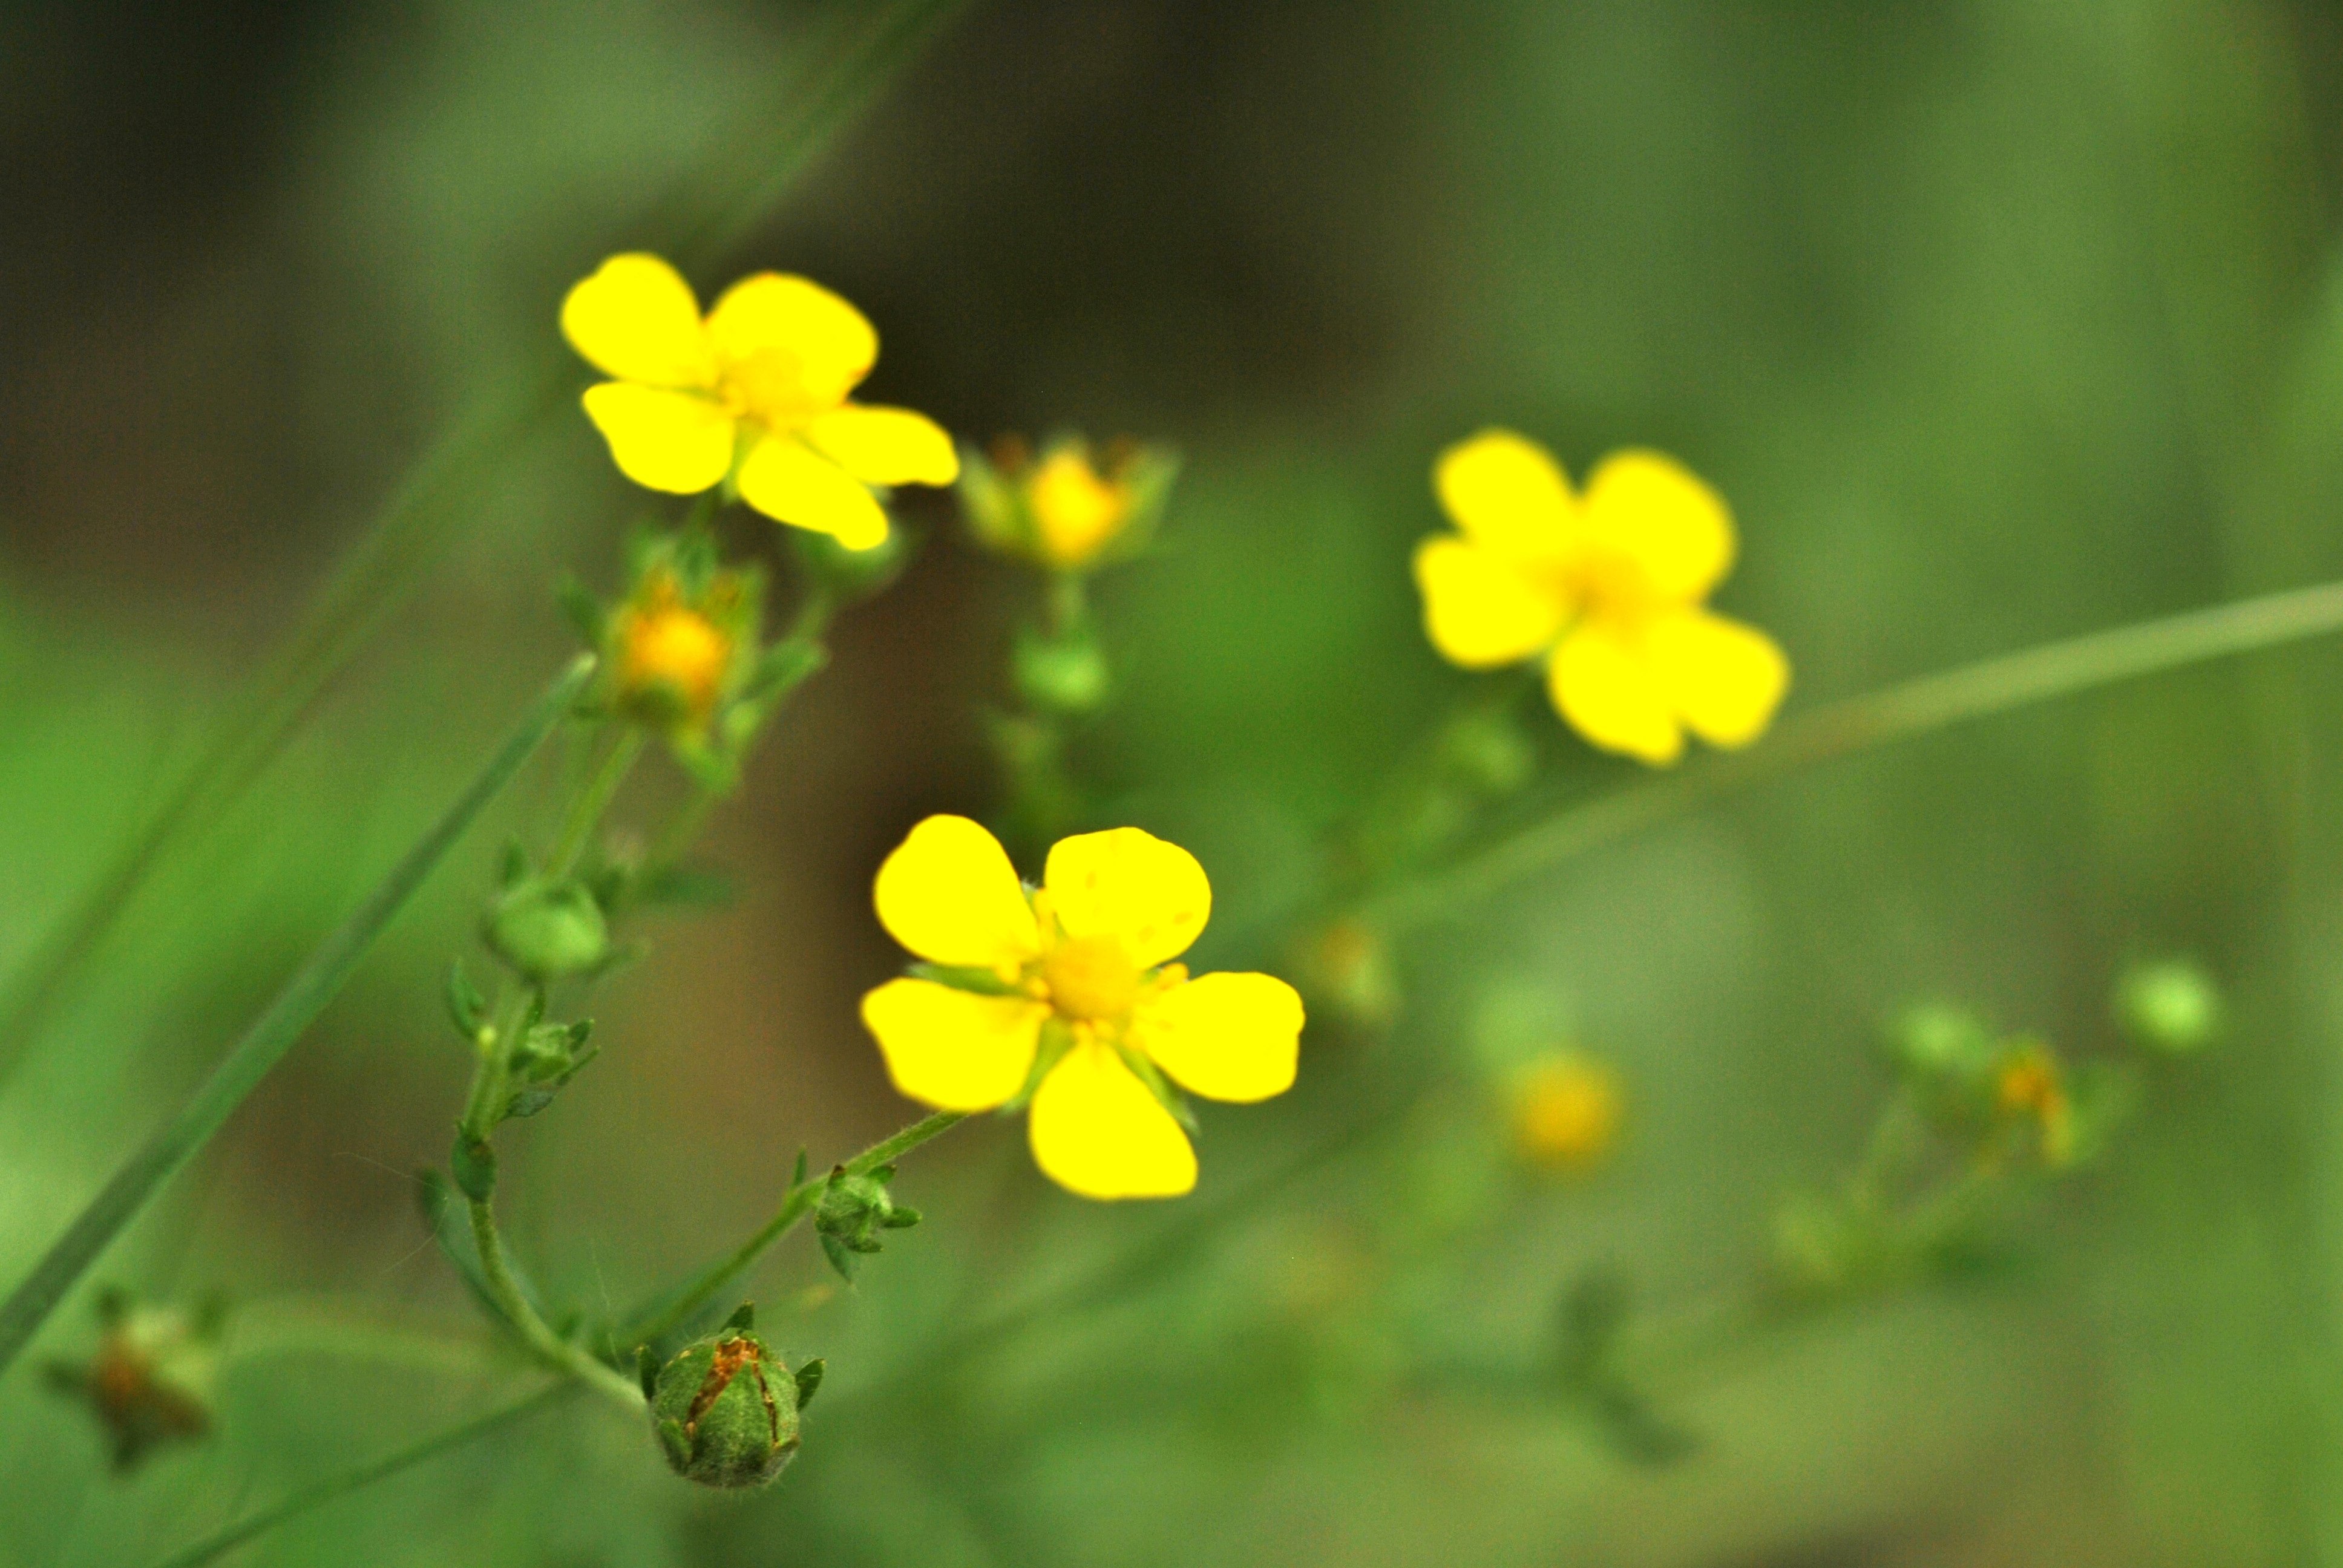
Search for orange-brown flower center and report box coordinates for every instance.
[1041,935,1141,1022]
[619,605,731,716]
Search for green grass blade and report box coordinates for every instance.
[0,656,595,1380]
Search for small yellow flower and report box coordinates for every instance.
[561,253,958,550]
[615,581,733,726]
[1510,1054,1622,1171]
[1413,431,1790,765]
[960,434,1176,572]
[859,815,1304,1200]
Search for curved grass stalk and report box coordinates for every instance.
[0,657,596,1381]
[0,0,970,1083]
[143,1382,572,1568]
[1360,576,2343,933]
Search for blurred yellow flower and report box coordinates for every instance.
[958,434,1177,572]
[860,815,1304,1200]
[615,584,732,727]
[1414,431,1789,765]
[561,253,958,550]
[1993,1044,2074,1168]
[1511,1053,1622,1171]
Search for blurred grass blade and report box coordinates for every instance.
[0,0,969,1082]
[1366,577,2343,932]
[144,1383,572,1568]
[0,657,594,1380]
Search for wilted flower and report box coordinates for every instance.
[562,253,957,549]
[860,815,1303,1199]
[1413,430,1789,765]
[44,1292,220,1472]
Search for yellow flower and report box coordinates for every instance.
[859,815,1305,1200]
[561,253,958,550]
[1413,430,1790,765]
[959,434,1176,572]
[1510,1054,1622,1171]
[1993,1044,2074,1168]
[615,580,733,727]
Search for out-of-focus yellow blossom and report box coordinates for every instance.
[561,253,958,550]
[1413,430,1789,765]
[1510,1053,1622,1171]
[959,434,1178,572]
[615,578,735,729]
[1993,1044,2075,1168]
[859,815,1303,1200]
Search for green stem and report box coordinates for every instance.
[465,1199,641,1410]
[224,1302,500,1378]
[457,984,538,1145]
[0,657,595,1382]
[618,1110,965,1348]
[142,1382,572,1568]
[548,729,646,879]
[1360,576,2343,933]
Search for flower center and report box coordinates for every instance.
[1028,451,1132,567]
[715,347,834,430]
[1041,935,1142,1022]
[619,606,731,716]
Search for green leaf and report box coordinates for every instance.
[793,1357,825,1411]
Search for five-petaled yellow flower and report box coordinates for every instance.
[562,253,958,550]
[860,815,1304,1200]
[1414,430,1789,765]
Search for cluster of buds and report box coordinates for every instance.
[44,1289,222,1472]
[643,1304,820,1489]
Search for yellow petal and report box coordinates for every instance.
[578,382,736,494]
[1027,1041,1197,1200]
[1433,429,1576,555]
[1411,535,1568,668]
[1547,621,1684,765]
[735,434,890,549]
[705,273,876,407]
[1043,828,1211,969]
[804,405,960,487]
[873,815,1041,970]
[1133,972,1303,1103]
[1643,609,1791,748]
[1578,449,1735,605]
[560,253,715,388]
[860,978,1047,1112]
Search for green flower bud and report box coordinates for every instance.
[2115,958,2223,1054]
[485,877,609,981]
[815,1165,921,1282]
[649,1308,802,1489]
[1886,1004,1996,1083]
[1012,623,1110,714]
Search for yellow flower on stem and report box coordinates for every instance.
[1413,430,1790,765]
[1510,1053,1622,1171]
[859,815,1305,1200]
[959,434,1178,572]
[561,253,958,550]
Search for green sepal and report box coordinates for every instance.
[1114,1044,1198,1134]
[654,1416,691,1470]
[1002,1019,1076,1113]
[637,1345,660,1402]
[723,1302,755,1333]
[736,639,827,710]
[444,959,487,1040]
[450,1129,497,1202]
[793,1357,824,1411]
[907,962,1025,997]
[791,1148,808,1187]
[501,1018,598,1120]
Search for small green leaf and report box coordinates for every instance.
[793,1357,825,1411]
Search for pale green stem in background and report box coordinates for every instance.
[224,1300,503,1378]
[1362,577,2343,933]
[0,657,596,1382]
[548,729,647,880]
[618,1110,966,1349]
[142,1382,572,1568]
[0,0,969,1086]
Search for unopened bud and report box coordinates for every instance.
[485,877,609,981]
[648,1305,805,1489]
[2114,958,2223,1055]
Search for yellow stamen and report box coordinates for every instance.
[1041,934,1142,1022]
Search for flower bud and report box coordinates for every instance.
[814,1165,922,1282]
[1012,622,1112,714]
[2114,957,2223,1055]
[960,434,1178,573]
[485,877,609,981]
[649,1308,803,1489]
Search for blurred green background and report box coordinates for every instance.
[6,1,2343,1563]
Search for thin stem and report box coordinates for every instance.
[618,1110,965,1348]
[466,1198,642,1411]
[142,1382,572,1568]
[548,728,646,879]
[1360,576,2343,933]
[0,657,596,1382]
[224,1302,500,1378]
